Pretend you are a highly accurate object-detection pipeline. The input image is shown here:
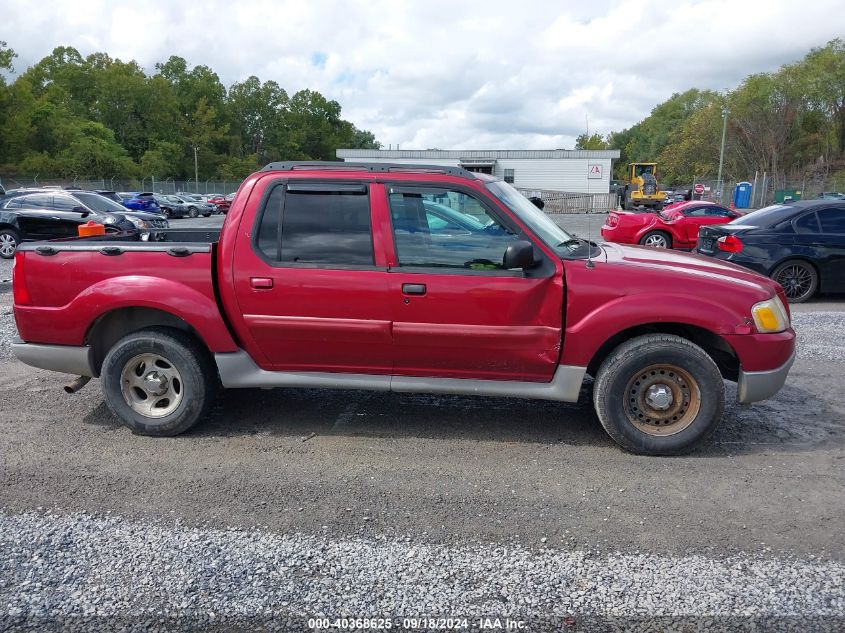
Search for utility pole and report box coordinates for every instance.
[717,107,729,202]
[193,146,199,194]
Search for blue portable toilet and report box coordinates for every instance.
[733,182,752,209]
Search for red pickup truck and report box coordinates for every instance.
[11,162,796,455]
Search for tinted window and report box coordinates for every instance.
[74,192,126,213]
[818,208,845,233]
[256,186,283,259]
[52,195,80,211]
[794,212,820,234]
[20,194,54,209]
[389,188,520,270]
[255,184,374,266]
[2,197,23,208]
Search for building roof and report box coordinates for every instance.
[337,148,621,160]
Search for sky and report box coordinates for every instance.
[3,0,845,150]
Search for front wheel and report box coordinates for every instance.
[0,227,21,259]
[640,230,672,248]
[593,334,725,455]
[101,328,217,436]
[188,206,199,218]
[771,259,818,303]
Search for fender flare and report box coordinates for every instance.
[78,275,238,352]
[562,293,746,368]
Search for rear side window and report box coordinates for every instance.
[255,183,373,266]
[794,212,820,234]
[818,208,845,233]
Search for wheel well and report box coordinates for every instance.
[586,322,739,381]
[86,307,210,376]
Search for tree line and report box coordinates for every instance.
[576,39,845,190]
[0,43,380,182]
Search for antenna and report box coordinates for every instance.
[586,210,594,269]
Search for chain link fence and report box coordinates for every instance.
[0,175,242,196]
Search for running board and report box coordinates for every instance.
[214,350,586,402]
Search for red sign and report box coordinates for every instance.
[694,183,705,195]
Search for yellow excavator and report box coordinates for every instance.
[619,163,667,211]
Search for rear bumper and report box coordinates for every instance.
[11,340,95,377]
[737,350,795,404]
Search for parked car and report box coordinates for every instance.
[696,200,845,303]
[3,188,167,229]
[817,192,845,200]
[154,195,191,219]
[11,162,795,456]
[120,192,161,213]
[206,195,231,213]
[169,194,215,218]
[601,201,741,249]
[0,191,138,258]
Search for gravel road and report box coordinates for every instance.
[1,214,844,630]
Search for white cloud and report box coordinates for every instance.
[3,0,845,150]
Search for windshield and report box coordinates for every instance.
[485,181,573,249]
[74,192,126,214]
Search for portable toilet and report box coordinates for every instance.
[733,182,752,209]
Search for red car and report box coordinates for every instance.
[11,162,794,455]
[207,195,231,213]
[601,201,742,249]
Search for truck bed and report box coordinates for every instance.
[13,228,224,348]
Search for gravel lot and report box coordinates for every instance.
[1,214,844,630]
[2,510,843,632]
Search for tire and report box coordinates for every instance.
[593,334,725,455]
[639,230,672,248]
[771,259,818,303]
[188,206,199,218]
[0,227,21,259]
[101,328,217,437]
[162,208,172,219]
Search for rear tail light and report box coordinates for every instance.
[717,235,743,253]
[12,251,32,306]
[607,214,618,227]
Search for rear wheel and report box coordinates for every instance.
[0,227,20,259]
[593,334,725,455]
[639,230,672,248]
[101,328,217,436]
[772,259,818,303]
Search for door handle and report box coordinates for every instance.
[250,277,274,289]
[402,283,426,295]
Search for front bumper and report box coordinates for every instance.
[11,340,95,377]
[737,350,795,404]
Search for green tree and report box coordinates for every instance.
[574,133,609,150]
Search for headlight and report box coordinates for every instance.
[127,216,151,229]
[751,296,790,333]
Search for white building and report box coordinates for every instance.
[336,148,620,194]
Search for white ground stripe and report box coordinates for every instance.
[1,511,843,622]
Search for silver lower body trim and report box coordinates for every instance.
[737,351,795,404]
[215,350,586,402]
[12,340,96,377]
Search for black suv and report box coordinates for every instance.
[0,189,167,258]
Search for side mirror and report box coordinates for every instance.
[503,240,536,270]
